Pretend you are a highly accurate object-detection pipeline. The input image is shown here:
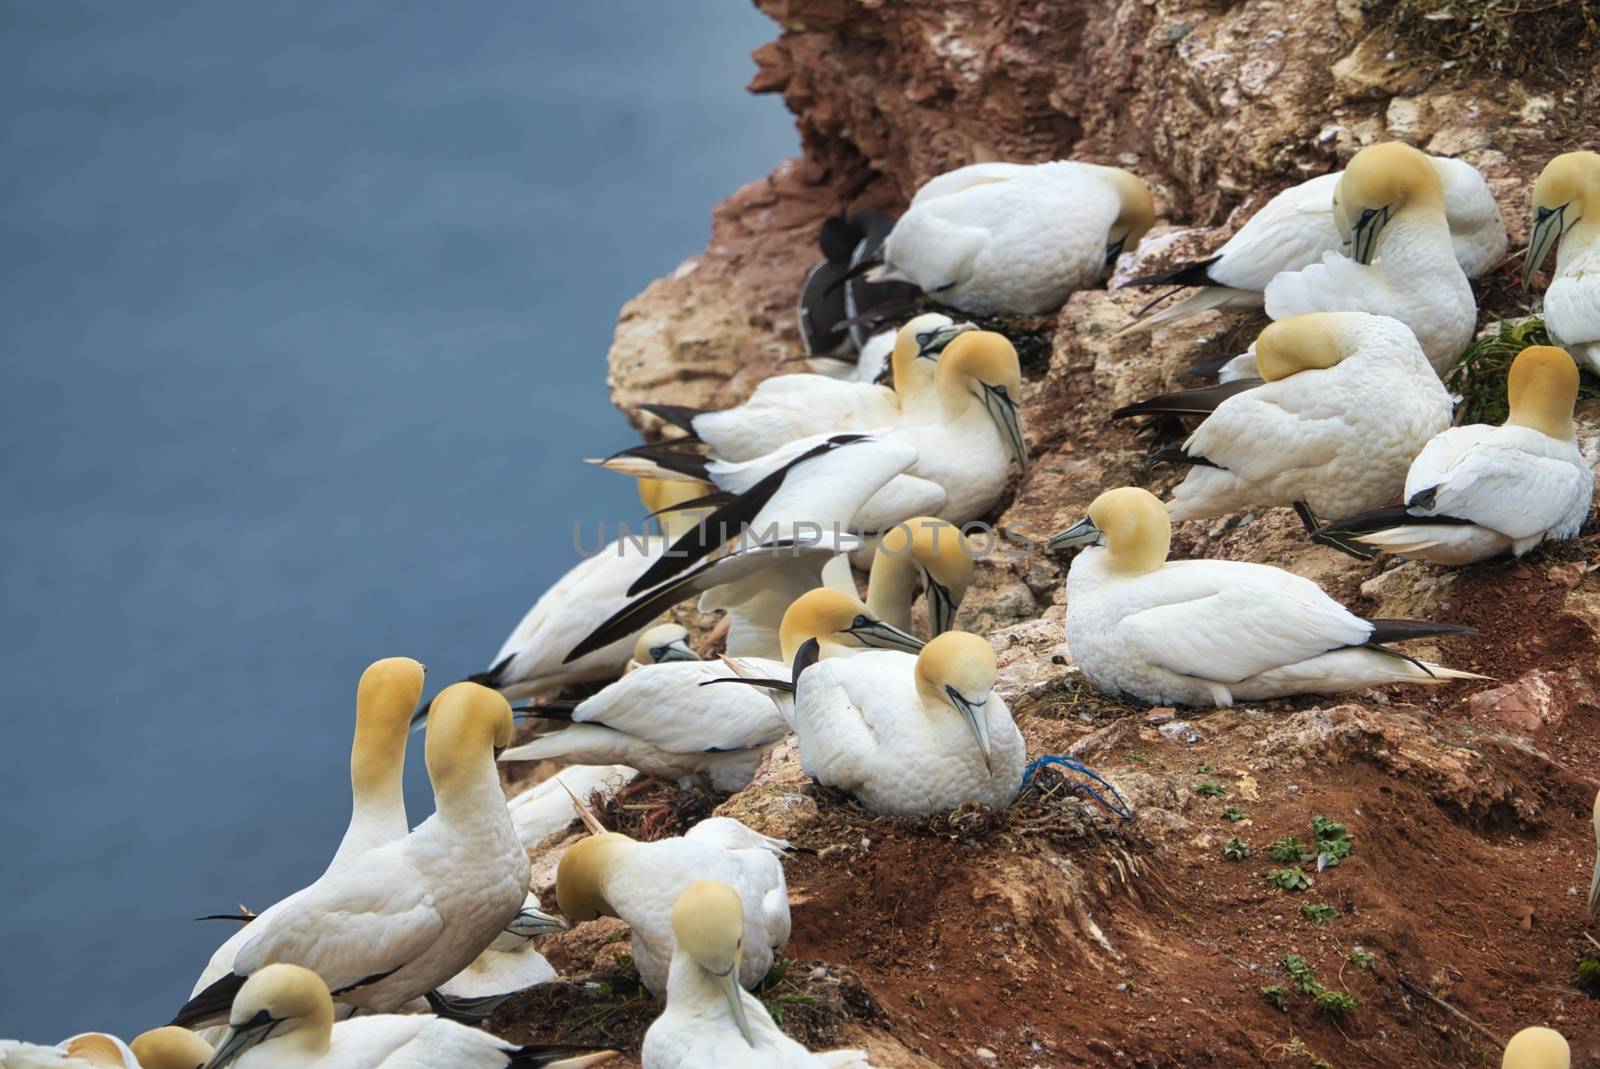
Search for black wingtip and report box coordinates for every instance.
[636,403,706,439]
[170,971,246,1028]
[507,1044,616,1068]
[1110,378,1261,419]
[1364,618,1483,645]
[1120,254,1223,290]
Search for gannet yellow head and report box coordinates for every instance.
[1505,345,1579,439]
[1047,486,1171,575]
[936,331,1028,465]
[422,681,514,795]
[207,964,334,1068]
[1501,1026,1570,1069]
[887,313,977,392]
[1524,151,1600,288]
[130,1027,213,1069]
[869,518,974,635]
[58,1035,130,1067]
[633,622,696,665]
[638,477,717,541]
[1100,167,1156,263]
[351,656,425,797]
[1254,313,1358,382]
[1341,143,1446,264]
[915,631,999,771]
[777,586,924,664]
[671,880,754,1046]
[555,831,635,921]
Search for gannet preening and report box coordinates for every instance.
[1050,487,1484,707]
[508,588,924,791]
[0,1034,138,1068]
[641,881,876,1068]
[1123,155,1504,331]
[642,315,975,462]
[1501,1026,1570,1069]
[791,630,1025,815]
[1114,312,1452,549]
[174,683,530,1026]
[129,1029,213,1069]
[470,477,716,702]
[556,818,794,998]
[201,964,611,1069]
[508,765,638,851]
[861,160,1153,314]
[1316,346,1593,563]
[1525,151,1600,373]
[191,658,426,1006]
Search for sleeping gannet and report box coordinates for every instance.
[129,1028,213,1069]
[0,1034,137,1068]
[174,683,529,1026]
[790,630,1025,815]
[1124,155,1504,330]
[191,658,426,1005]
[556,818,794,997]
[866,160,1154,314]
[1525,151,1600,373]
[1050,487,1483,707]
[201,964,611,1069]
[1501,1027,1570,1069]
[1115,312,1451,546]
[641,881,876,1068]
[505,588,924,791]
[1316,346,1593,563]
[472,477,716,701]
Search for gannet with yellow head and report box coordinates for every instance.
[1316,345,1593,563]
[1501,1026,1569,1069]
[639,881,878,1068]
[1050,487,1484,707]
[628,622,697,670]
[129,1029,211,1069]
[864,516,974,636]
[0,1034,139,1068]
[1525,151,1600,373]
[202,963,611,1069]
[829,312,976,387]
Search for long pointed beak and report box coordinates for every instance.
[505,906,571,939]
[206,1013,274,1069]
[656,640,699,663]
[847,618,925,653]
[720,968,754,1046]
[947,686,992,773]
[979,382,1028,467]
[1350,204,1391,265]
[1104,234,1128,268]
[915,322,978,359]
[1047,517,1099,550]
[409,704,430,732]
[921,571,958,636]
[1523,205,1566,289]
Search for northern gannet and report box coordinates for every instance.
[129,1029,212,1069]
[191,658,426,1004]
[0,1035,137,1068]
[1124,155,1504,330]
[201,964,611,1069]
[473,477,715,701]
[790,630,1026,815]
[1050,487,1483,707]
[628,622,697,669]
[640,881,876,1068]
[1501,1027,1569,1069]
[1315,346,1593,563]
[556,818,794,998]
[1525,151,1600,373]
[1115,312,1451,547]
[867,161,1154,314]
[507,587,925,791]
[174,683,530,1025]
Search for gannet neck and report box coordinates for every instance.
[1372,204,1456,268]
[230,964,336,1058]
[664,944,738,1009]
[1083,164,1156,252]
[1254,313,1353,381]
[423,682,515,819]
[1505,345,1580,439]
[348,657,425,841]
[864,542,919,631]
[934,331,1021,417]
[1089,486,1171,575]
[555,832,636,921]
[866,516,972,631]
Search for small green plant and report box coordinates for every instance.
[1310,815,1355,869]
[1224,836,1252,861]
[1573,957,1600,996]
[1311,1060,1334,1069]
[1124,750,1149,764]
[1267,867,1311,892]
[1310,816,1346,840]
[1261,984,1289,1011]
[1444,317,1600,426]
[1300,903,1339,927]
[1281,954,1322,995]
[1270,836,1311,862]
[1195,779,1226,798]
[1222,804,1247,822]
[1314,989,1360,1017]
[1349,946,1376,971]
[1197,761,1213,774]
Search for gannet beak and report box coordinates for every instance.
[652,639,698,663]
[409,703,430,732]
[946,685,992,772]
[1523,204,1566,289]
[915,322,978,359]
[1350,204,1392,265]
[845,615,925,653]
[979,381,1028,466]
[1104,234,1128,267]
[505,905,571,939]
[1047,516,1100,550]
[921,570,957,636]
[719,967,755,1047]
[206,1011,274,1069]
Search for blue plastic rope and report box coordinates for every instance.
[1022,754,1134,820]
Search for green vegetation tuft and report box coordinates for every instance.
[1195,779,1226,798]
[1222,804,1247,823]
[1267,867,1311,892]
[1574,957,1600,997]
[1224,836,1252,861]
[1314,989,1360,1017]
[1300,903,1339,927]
[1282,954,1322,994]
[1349,947,1376,972]
[1446,318,1600,426]
[1271,836,1311,863]
[1261,984,1290,1011]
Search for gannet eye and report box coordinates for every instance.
[852,614,872,630]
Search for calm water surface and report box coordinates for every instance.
[0,2,795,1038]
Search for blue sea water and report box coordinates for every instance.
[0,2,796,1039]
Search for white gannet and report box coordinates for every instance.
[1050,487,1484,707]
[433,893,566,1004]
[646,315,975,462]
[1525,151,1600,373]
[1114,312,1452,550]
[201,964,611,1069]
[628,623,697,669]
[556,817,794,998]
[1124,155,1504,330]
[641,881,876,1069]
[506,587,925,791]
[789,630,1025,815]
[0,1035,137,1068]
[1501,1026,1570,1069]
[173,683,530,1026]
[473,477,716,701]
[129,1029,213,1069]
[867,160,1154,314]
[191,658,426,1005]
[508,765,639,852]
[1316,346,1593,563]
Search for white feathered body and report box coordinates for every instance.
[692,376,902,462]
[222,1013,533,1069]
[1544,229,1600,374]
[0,1037,137,1069]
